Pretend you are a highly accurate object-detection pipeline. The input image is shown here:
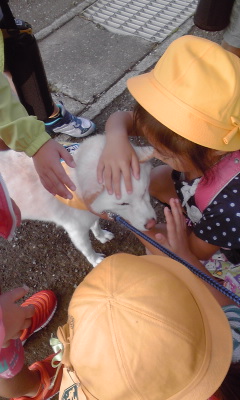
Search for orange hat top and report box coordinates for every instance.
[127,35,240,151]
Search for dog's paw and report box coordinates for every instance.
[90,253,106,267]
[96,229,115,244]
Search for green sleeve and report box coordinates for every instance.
[0,72,50,157]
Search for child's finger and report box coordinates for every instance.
[164,206,176,240]
[102,165,114,195]
[55,165,76,193]
[38,173,56,196]
[59,146,76,169]
[112,168,123,199]
[8,286,29,303]
[54,153,76,193]
[121,166,133,196]
[155,232,169,248]
[21,304,35,320]
[97,159,104,184]
[41,168,74,199]
[169,198,186,232]
[131,155,140,181]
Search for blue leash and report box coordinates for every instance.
[105,212,240,306]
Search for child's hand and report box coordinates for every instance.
[155,198,193,260]
[97,111,140,199]
[0,286,35,347]
[32,139,76,199]
[97,140,140,199]
[155,199,235,307]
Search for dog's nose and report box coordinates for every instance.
[144,218,157,230]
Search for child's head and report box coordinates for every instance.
[128,35,240,158]
[58,253,232,400]
[133,102,217,174]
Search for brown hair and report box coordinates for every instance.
[133,103,219,176]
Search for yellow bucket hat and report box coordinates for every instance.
[127,35,240,151]
[60,253,232,400]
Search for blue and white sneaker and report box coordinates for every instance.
[45,103,96,138]
[59,142,81,162]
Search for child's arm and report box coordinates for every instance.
[32,140,76,199]
[0,287,34,348]
[156,198,234,306]
[187,232,220,261]
[157,199,219,260]
[0,72,76,199]
[97,111,141,199]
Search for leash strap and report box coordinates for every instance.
[105,212,240,306]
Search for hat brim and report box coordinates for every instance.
[144,255,233,399]
[127,71,240,151]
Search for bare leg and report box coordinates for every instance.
[221,40,240,58]
[0,365,40,398]
[149,165,177,204]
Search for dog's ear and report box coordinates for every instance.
[82,187,105,209]
[83,188,111,218]
[134,145,154,163]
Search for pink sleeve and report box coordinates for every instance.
[0,306,5,349]
[0,306,25,379]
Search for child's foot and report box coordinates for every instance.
[11,354,63,400]
[45,102,96,138]
[20,290,57,345]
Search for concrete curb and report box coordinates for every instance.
[34,1,195,123]
[84,17,195,120]
[35,0,96,40]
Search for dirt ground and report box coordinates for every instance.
[0,89,165,399]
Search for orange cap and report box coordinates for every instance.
[127,35,240,151]
[62,253,232,400]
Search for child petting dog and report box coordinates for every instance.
[0,194,239,400]
[0,29,77,201]
[97,35,240,295]
[1,33,240,400]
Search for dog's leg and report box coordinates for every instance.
[61,214,108,267]
[90,220,114,243]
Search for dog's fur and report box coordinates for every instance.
[0,135,156,266]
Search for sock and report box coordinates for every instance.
[0,339,24,378]
[48,107,61,119]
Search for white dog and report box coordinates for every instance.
[0,135,156,266]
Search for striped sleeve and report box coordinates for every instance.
[222,305,240,363]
